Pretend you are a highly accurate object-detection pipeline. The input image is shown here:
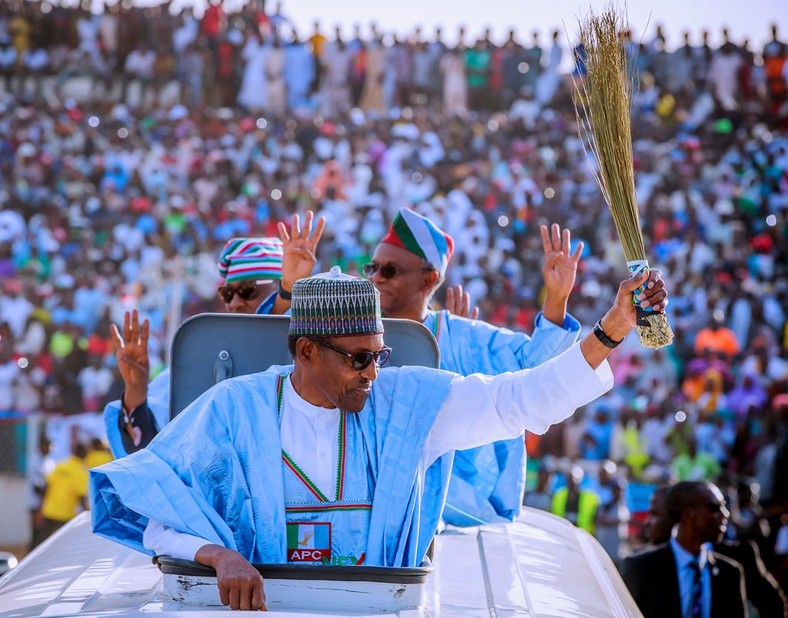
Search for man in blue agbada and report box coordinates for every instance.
[102,213,325,458]
[367,208,583,525]
[90,262,668,611]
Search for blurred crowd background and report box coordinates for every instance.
[0,0,786,592]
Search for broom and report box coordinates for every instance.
[572,7,673,348]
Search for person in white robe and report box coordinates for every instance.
[440,48,467,117]
[237,30,268,112]
[265,37,287,116]
[320,38,352,118]
[536,30,563,106]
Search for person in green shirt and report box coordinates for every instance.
[464,40,491,110]
[672,437,721,481]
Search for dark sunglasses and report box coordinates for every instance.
[362,262,433,280]
[217,280,271,304]
[316,339,392,371]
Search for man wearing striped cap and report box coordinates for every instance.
[104,213,325,458]
[215,236,286,314]
[365,208,583,526]
[91,265,668,610]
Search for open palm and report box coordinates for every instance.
[541,223,583,301]
[445,284,480,320]
[278,211,326,290]
[109,310,150,407]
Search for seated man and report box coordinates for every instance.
[104,213,325,457]
[91,262,667,611]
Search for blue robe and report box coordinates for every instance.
[424,310,579,526]
[91,365,454,567]
[284,42,315,111]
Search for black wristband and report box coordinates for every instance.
[278,283,292,301]
[592,320,624,349]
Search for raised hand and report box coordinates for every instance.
[445,284,479,320]
[109,310,150,410]
[581,269,669,369]
[277,211,326,294]
[611,268,668,329]
[540,223,583,325]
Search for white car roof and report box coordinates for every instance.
[0,508,641,617]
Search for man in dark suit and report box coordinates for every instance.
[643,485,787,618]
[620,481,747,618]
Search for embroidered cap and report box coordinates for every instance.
[217,237,284,284]
[289,266,384,337]
[380,208,454,276]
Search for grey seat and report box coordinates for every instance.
[169,314,440,419]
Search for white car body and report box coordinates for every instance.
[0,508,642,617]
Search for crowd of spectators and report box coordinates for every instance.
[0,0,786,585]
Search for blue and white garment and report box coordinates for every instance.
[424,309,579,526]
[284,42,315,111]
[254,290,280,316]
[91,365,454,567]
[103,369,170,460]
[275,374,373,565]
[103,292,283,459]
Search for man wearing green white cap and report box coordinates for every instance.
[367,208,583,526]
[90,264,667,610]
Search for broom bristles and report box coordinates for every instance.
[573,6,673,348]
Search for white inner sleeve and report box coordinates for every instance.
[143,519,212,561]
[423,343,613,466]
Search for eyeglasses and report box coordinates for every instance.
[362,262,433,280]
[217,280,272,304]
[316,339,392,371]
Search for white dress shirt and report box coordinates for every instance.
[143,343,612,559]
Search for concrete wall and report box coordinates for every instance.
[0,476,29,547]
[0,413,107,558]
